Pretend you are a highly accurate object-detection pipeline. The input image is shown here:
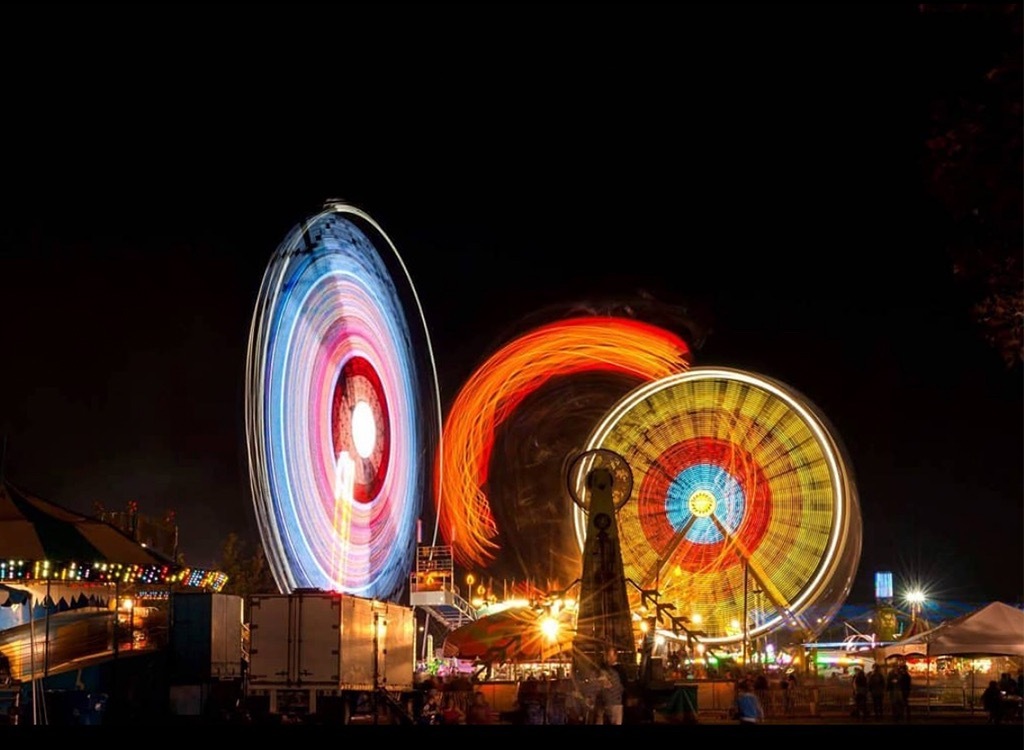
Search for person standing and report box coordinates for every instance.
[867,663,886,719]
[754,671,770,716]
[466,690,494,724]
[897,663,912,721]
[595,646,627,725]
[734,679,765,725]
[781,671,798,716]
[982,680,1005,724]
[852,666,869,720]
[886,664,906,721]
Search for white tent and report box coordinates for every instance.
[876,601,1024,660]
[928,601,1024,657]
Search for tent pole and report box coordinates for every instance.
[925,656,930,713]
[112,579,119,719]
[29,594,36,726]
[43,579,51,677]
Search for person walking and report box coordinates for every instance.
[867,663,886,720]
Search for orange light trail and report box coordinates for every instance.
[436,316,691,568]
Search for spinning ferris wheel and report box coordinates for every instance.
[245,201,441,600]
[574,367,862,645]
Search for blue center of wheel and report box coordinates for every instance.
[664,464,746,544]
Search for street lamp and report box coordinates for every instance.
[905,590,926,627]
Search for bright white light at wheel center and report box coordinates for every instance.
[351,400,376,458]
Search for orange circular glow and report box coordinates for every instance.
[435,315,690,567]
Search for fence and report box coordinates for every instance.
[735,678,984,717]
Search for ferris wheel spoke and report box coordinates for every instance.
[639,514,697,589]
[707,513,793,616]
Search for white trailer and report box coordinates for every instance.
[244,590,415,724]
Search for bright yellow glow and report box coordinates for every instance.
[539,616,560,641]
[688,489,716,517]
[691,613,703,625]
[553,597,577,613]
[331,450,355,584]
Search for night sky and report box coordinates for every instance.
[1,5,1020,606]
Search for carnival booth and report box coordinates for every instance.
[875,601,1024,712]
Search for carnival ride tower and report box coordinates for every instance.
[569,449,637,681]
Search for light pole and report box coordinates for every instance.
[751,586,763,666]
[906,590,925,630]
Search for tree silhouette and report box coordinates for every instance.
[217,532,279,613]
[922,4,1023,368]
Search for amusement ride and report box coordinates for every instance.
[243,199,864,687]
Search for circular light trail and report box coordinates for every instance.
[578,367,862,644]
[436,316,691,569]
[246,202,440,599]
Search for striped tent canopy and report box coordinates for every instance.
[443,604,575,662]
[0,479,175,569]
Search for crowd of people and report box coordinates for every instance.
[416,646,629,725]
[416,671,500,725]
[414,659,1023,726]
[847,663,912,721]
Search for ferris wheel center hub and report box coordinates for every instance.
[688,489,716,518]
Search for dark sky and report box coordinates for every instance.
[1,5,1020,605]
